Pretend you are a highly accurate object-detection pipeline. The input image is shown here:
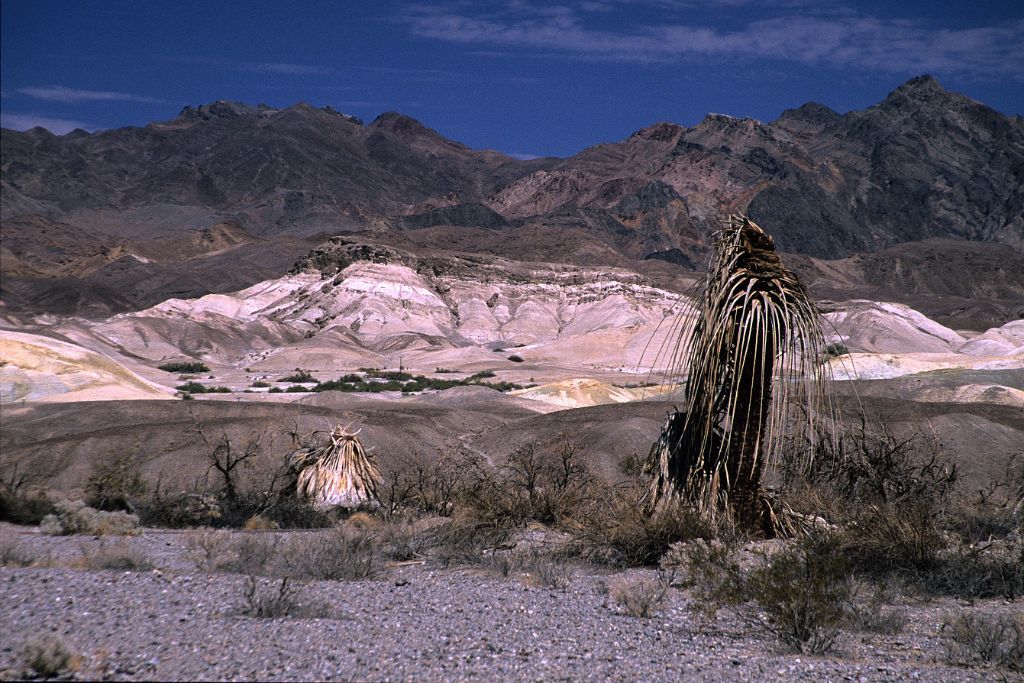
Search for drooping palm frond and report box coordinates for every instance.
[293,425,382,509]
[646,215,834,529]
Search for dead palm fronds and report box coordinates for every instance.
[646,215,834,533]
[292,425,382,509]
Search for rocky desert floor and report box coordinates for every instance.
[1,523,1019,682]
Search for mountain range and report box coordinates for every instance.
[2,75,1022,327]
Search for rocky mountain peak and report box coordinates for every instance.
[700,112,751,126]
[177,100,263,122]
[630,122,685,142]
[880,74,956,108]
[898,74,943,92]
[319,105,363,125]
[369,111,472,154]
[22,126,57,138]
[775,101,840,125]
[370,111,436,137]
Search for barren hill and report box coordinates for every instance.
[3,76,1021,325]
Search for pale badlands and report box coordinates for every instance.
[1,258,1022,409]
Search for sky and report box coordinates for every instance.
[2,0,1022,158]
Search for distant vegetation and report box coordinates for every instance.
[310,369,526,394]
[158,361,210,373]
[279,370,316,383]
[176,382,231,394]
[824,342,850,358]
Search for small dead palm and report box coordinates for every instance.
[292,425,382,509]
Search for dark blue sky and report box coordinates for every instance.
[2,1,1022,158]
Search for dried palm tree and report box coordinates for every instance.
[645,215,833,533]
[293,425,382,509]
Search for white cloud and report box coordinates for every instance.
[398,5,1024,79]
[168,56,332,76]
[18,85,163,103]
[250,63,332,75]
[1,113,97,134]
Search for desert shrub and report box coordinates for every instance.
[243,515,279,530]
[942,612,1024,672]
[481,550,521,577]
[618,451,643,478]
[184,527,233,572]
[379,522,429,562]
[250,381,270,388]
[787,421,957,512]
[676,538,748,616]
[280,370,316,383]
[379,450,461,518]
[507,354,524,363]
[610,575,669,617]
[40,499,140,536]
[139,492,222,528]
[77,539,153,571]
[217,535,280,575]
[139,431,331,530]
[569,490,714,567]
[946,455,1024,543]
[844,584,907,635]
[238,576,327,619]
[158,361,209,373]
[85,452,148,512]
[847,603,907,636]
[282,528,379,580]
[475,548,570,586]
[0,462,55,525]
[780,421,1020,600]
[841,502,946,574]
[682,534,852,654]
[22,634,79,678]
[839,512,1022,600]
[456,442,594,528]
[262,496,334,529]
[0,536,35,567]
[427,517,513,568]
[520,551,570,589]
[197,430,267,524]
[0,488,54,525]
[926,544,1024,601]
[746,534,851,654]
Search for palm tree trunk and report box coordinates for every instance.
[725,335,774,533]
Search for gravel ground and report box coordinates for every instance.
[0,524,1015,682]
